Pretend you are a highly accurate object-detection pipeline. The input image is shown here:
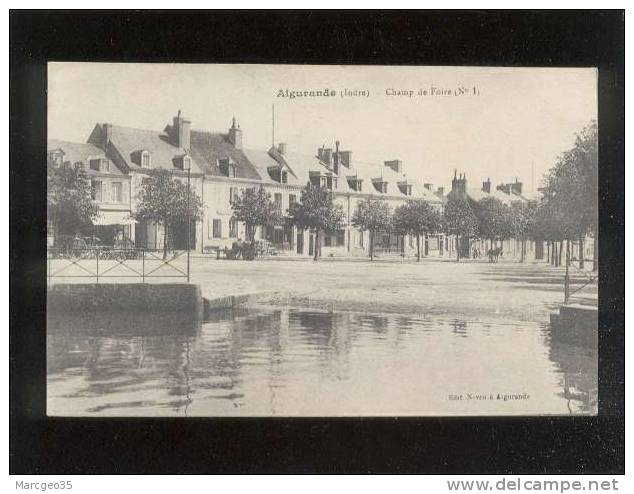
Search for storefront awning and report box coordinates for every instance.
[91,211,136,226]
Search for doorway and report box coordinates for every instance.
[297,230,304,254]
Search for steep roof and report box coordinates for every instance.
[333,158,444,203]
[189,130,261,180]
[47,139,126,176]
[47,139,105,164]
[88,124,206,175]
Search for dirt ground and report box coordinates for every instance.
[191,256,597,323]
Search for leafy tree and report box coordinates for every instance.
[475,197,514,251]
[540,121,598,269]
[393,200,443,261]
[133,169,203,259]
[531,198,569,267]
[444,194,478,262]
[351,197,392,261]
[510,200,537,262]
[288,183,345,260]
[47,161,100,237]
[231,185,283,244]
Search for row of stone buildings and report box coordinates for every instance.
[48,111,548,259]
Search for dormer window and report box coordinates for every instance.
[174,154,192,170]
[219,158,236,178]
[347,176,363,192]
[141,151,151,168]
[372,179,388,194]
[268,166,289,184]
[398,182,413,196]
[47,150,64,167]
[90,158,110,173]
[309,171,336,190]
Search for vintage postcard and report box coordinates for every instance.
[46,63,598,417]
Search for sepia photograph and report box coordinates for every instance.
[45,62,599,417]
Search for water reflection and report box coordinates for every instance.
[47,308,598,416]
[547,338,598,414]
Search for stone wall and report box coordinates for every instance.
[47,283,203,316]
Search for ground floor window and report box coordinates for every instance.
[229,218,238,238]
[324,235,332,247]
[266,225,284,245]
[91,181,102,202]
[336,230,345,247]
[212,219,222,238]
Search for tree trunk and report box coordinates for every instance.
[593,233,598,271]
[547,241,551,264]
[520,238,525,263]
[558,240,564,267]
[416,233,421,261]
[565,239,571,303]
[313,230,320,261]
[369,230,374,261]
[456,236,460,262]
[552,241,557,266]
[578,233,585,269]
[162,223,169,260]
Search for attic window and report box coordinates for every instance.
[347,177,363,192]
[281,171,288,184]
[47,151,64,167]
[309,171,336,190]
[373,180,388,194]
[90,158,110,173]
[141,151,151,168]
[398,183,413,196]
[219,158,236,178]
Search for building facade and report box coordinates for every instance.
[48,111,451,258]
[49,111,590,262]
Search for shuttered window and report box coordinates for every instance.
[212,219,222,238]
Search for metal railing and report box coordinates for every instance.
[47,247,190,285]
[564,256,597,305]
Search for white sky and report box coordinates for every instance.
[48,63,597,193]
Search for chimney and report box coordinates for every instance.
[333,140,340,174]
[510,178,523,195]
[482,178,491,193]
[173,110,191,150]
[322,148,332,165]
[228,116,242,149]
[277,142,287,155]
[102,123,112,150]
[317,145,325,161]
[424,183,434,190]
[496,183,511,194]
[340,150,352,167]
[384,160,403,173]
[451,170,467,196]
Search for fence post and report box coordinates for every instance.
[564,240,570,304]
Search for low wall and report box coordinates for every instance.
[47,283,203,316]
[550,304,597,348]
[203,293,261,315]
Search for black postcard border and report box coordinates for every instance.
[10,10,624,474]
